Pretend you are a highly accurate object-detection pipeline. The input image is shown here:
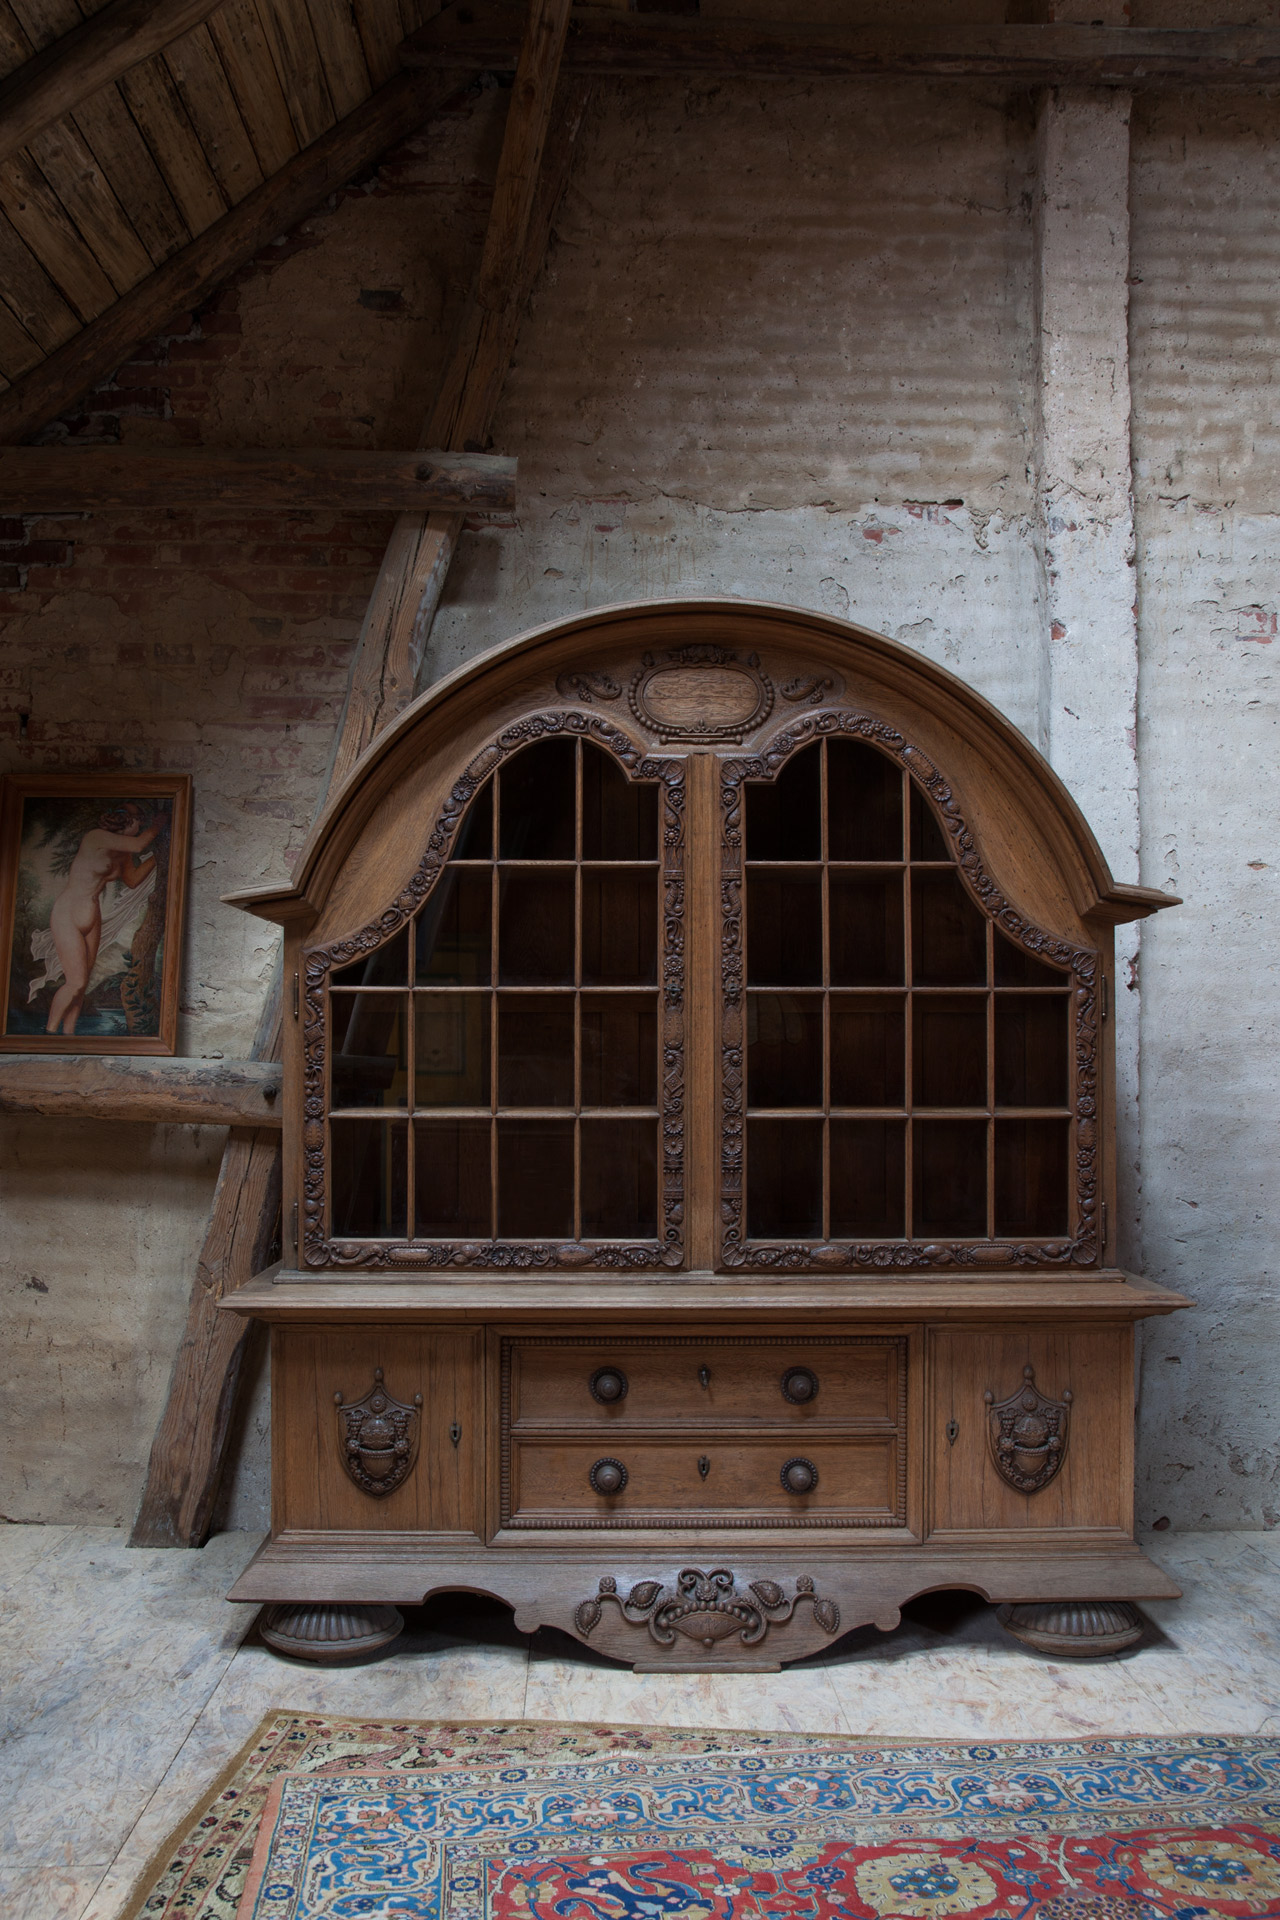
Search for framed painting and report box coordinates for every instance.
[0,774,192,1054]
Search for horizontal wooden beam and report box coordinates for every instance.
[0,0,226,169]
[0,446,516,511]
[0,64,468,446]
[404,4,1280,87]
[0,1053,282,1126]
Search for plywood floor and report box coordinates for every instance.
[2,1525,1278,1920]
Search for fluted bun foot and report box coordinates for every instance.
[258,1602,404,1662]
[997,1600,1145,1658]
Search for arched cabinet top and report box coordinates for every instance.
[224,598,1178,942]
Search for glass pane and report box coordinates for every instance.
[994,927,1069,986]
[414,992,489,1108]
[498,738,576,859]
[330,1118,407,1237]
[329,992,407,1108]
[414,1118,490,1237]
[581,993,657,1106]
[582,869,658,985]
[582,745,657,859]
[831,1119,906,1237]
[498,870,575,984]
[995,1118,1070,1236]
[828,740,902,861]
[747,1118,823,1237]
[745,742,821,860]
[747,991,822,1108]
[909,782,949,861]
[911,870,987,985]
[497,1119,574,1238]
[829,873,904,985]
[452,780,493,859]
[995,995,1069,1107]
[416,869,491,985]
[830,994,905,1107]
[581,1118,658,1237]
[330,925,409,988]
[498,994,574,1106]
[746,871,822,985]
[913,1118,987,1237]
[913,994,987,1108]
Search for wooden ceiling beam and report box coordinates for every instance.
[0,0,229,169]
[0,445,516,512]
[0,64,469,446]
[404,3,1280,87]
[0,1053,282,1127]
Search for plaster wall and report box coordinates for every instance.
[0,68,1272,1534]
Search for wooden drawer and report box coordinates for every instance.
[503,1334,906,1428]
[928,1325,1133,1537]
[272,1326,484,1536]
[503,1433,904,1529]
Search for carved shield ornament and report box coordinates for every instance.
[334,1368,422,1497]
[984,1364,1072,1494]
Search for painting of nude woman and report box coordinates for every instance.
[1,775,191,1053]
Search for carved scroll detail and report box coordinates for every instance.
[985,1364,1072,1494]
[574,1567,840,1648]
[334,1369,422,1498]
[720,709,1101,1272]
[302,712,685,1272]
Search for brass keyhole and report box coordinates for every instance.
[697,1455,710,1480]
[946,1419,959,1447]
[698,1365,711,1390]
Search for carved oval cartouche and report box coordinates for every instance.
[643,666,760,729]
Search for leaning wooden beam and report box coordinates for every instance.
[327,20,584,793]
[130,3,582,1553]
[0,65,466,446]
[405,3,1280,87]
[130,1140,282,1549]
[0,1053,281,1127]
[127,57,489,1553]
[0,0,226,167]
[0,447,516,513]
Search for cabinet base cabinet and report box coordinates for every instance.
[228,1290,1183,1671]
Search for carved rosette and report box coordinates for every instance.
[575,1567,840,1650]
[985,1364,1073,1494]
[719,709,1102,1273]
[334,1368,422,1497]
[301,711,685,1272]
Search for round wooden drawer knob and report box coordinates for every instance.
[781,1366,818,1404]
[589,1457,628,1495]
[781,1456,818,1494]
[589,1367,628,1404]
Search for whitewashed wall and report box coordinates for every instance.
[2,64,1275,1535]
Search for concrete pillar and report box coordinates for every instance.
[1031,77,1142,1261]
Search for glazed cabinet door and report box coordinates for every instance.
[928,1325,1133,1538]
[272,1326,483,1537]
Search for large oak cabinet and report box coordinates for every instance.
[224,600,1188,1669]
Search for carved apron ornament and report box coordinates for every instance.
[985,1364,1072,1494]
[575,1567,840,1650]
[334,1369,422,1497]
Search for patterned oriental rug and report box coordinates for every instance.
[119,1717,1280,1920]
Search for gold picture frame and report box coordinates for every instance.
[0,773,192,1054]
